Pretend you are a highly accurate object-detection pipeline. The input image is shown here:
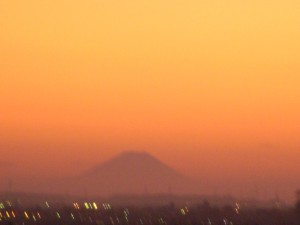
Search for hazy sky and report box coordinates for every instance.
[1,0,300,199]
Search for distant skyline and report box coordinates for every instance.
[1,0,300,201]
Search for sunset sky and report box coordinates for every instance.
[0,0,300,199]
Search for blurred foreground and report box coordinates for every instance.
[1,196,300,225]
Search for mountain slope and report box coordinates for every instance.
[68,151,195,196]
[86,151,184,180]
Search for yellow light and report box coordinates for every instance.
[93,202,98,210]
[180,209,186,215]
[24,211,29,219]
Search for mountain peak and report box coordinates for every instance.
[114,150,159,162]
[118,150,153,158]
[87,151,170,176]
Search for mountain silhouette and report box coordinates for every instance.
[86,151,184,179]
[67,151,195,196]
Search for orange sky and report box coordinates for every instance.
[1,0,300,199]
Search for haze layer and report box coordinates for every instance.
[1,0,300,199]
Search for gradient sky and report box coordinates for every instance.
[1,0,300,199]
